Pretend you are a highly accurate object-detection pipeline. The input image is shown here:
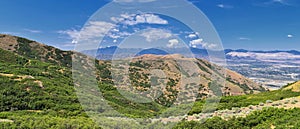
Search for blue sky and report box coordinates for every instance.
[0,0,299,50]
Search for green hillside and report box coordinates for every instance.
[0,48,100,128]
[0,47,163,128]
[175,107,300,129]
[1,48,300,128]
[0,35,73,67]
[0,48,81,113]
[1,35,300,128]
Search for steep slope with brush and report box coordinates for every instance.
[0,34,266,117]
[0,34,73,67]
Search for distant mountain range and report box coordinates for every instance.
[81,46,300,88]
[81,46,210,60]
[82,46,300,61]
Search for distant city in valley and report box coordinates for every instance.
[82,46,300,88]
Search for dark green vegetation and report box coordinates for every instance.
[189,89,300,115]
[0,43,163,121]
[0,111,100,129]
[2,52,298,129]
[98,83,165,118]
[0,36,174,128]
[0,48,82,114]
[15,37,73,67]
[0,48,100,128]
[1,35,300,128]
[175,107,300,129]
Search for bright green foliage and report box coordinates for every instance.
[189,89,300,115]
[15,37,73,67]
[1,41,300,128]
[0,111,100,129]
[0,48,164,119]
[174,107,300,129]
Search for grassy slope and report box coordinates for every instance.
[0,48,82,114]
[0,48,165,127]
[189,89,300,115]
[283,81,300,92]
[174,107,300,129]
[1,36,300,128]
[1,47,300,124]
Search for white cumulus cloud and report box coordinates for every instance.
[167,39,179,48]
[287,34,294,38]
[189,38,203,48]
[140,28,172,42]
[217,4,233,9]
[58,21,116,43]
[188,34,197,39]
[189,38,217,49]
[111,13,168,25]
